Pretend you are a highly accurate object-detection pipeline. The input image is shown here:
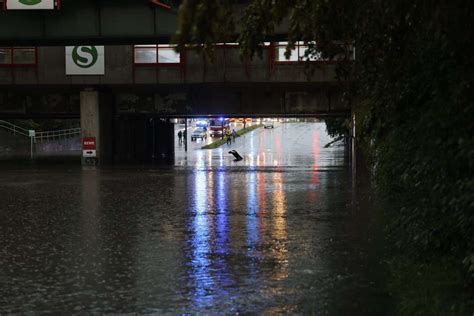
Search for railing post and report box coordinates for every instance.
[28,130,36,160]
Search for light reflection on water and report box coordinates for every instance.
[191,168,212,306]
[176,122,345,169]
[190,168,234,308]
[310,127,321,202]
[247,172,258,247]
[0,122,387,314]
[271,171,288,281]
[188,162,290,309]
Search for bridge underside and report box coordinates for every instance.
[0,0,179,46]
[0,84,349,164]
[0,0,286,46]
[0,83,350,119]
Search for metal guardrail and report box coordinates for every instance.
[0,120,29,137]
[35,128,81,142]
[0,120,81,142]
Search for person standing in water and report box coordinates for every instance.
[226,129,232,145]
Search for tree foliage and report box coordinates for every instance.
[173,0,474,301]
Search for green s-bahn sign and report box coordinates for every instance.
[72,46,99,69]
[19,0,43,5]
[65,46,105,76]
[6,0,55,10]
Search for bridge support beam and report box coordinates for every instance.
[80,90,113,165]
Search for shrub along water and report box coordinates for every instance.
[352,2,474,313]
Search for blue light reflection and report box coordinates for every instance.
[246,171,259,248]
[191,169,213,306]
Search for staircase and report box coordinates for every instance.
[0,120,82,159]
[0,120,81,142]
[0,120,30,137]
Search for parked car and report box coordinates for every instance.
[263,120,274,129]
[191,128,207,141]
[195,119,208,130]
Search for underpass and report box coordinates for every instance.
[0,2,382,314]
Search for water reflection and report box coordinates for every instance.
[0,122,386,314]
[216,171,228,255]
[309,128,321,202]
[189,168,236,308]
[271,171,288,281]
[79,169,105,296]
[247,171,259,250]
[190,169,213,306]
[188,158,290,309]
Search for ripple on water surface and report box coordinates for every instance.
[0,123,387,314]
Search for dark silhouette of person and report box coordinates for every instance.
[226,130,232,145]
[229,150,243,161]
[178,130,183,144]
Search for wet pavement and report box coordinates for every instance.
[0,122,388,314]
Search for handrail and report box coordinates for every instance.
[0,120,81,142]
[0,120,29,137]
[35,128,81,142]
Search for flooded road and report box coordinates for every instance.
[0,123,388,314]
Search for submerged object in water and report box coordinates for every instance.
[229,150,243,161]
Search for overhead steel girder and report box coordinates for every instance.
[0,0,289,46]
[0,0,181,46]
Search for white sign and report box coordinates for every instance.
[28,130,35,137]
[6,0,55,10]
[65,46,105,75]
[82,150,97,158]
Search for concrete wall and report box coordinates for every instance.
[0,129,80,160]
[0,1,287,46]
[0,0,179,46]
[0,129,30,160]
[0,85,350,117]
[35,137,81,157]
[0,45,350,117]
[0,45,338,86]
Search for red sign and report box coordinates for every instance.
[82,137,96,150]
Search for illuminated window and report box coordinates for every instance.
[134,45,157,64]
[134,45,181,65]
[274,42,321,62]
[157,45,180,63]
[0,47,37,66]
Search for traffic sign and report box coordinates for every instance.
[82,137,97,157]
[66,46,105,75]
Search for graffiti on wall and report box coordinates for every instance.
[116,93,189,114]
[0,93,80,113]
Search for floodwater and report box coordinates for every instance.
[0,123,388,314]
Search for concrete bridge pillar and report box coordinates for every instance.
[80,90,113,165]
